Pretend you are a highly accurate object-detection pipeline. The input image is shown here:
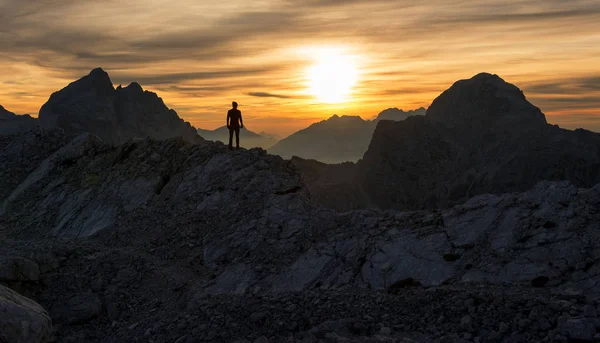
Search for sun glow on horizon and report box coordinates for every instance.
[305,48,359,104]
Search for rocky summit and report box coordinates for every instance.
[1,125,600,342]
[300,73,600,211]
[38,68,200,144]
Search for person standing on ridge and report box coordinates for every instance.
[227,101,244,150]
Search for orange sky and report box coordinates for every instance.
[1,0,599,137]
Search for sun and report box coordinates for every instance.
[306,49,358,104]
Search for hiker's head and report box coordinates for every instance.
[232,101,238,109]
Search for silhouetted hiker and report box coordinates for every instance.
[227,101,244,150]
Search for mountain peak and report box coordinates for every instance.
[326,114,364,122]
[124,82,144,93]
[39,69,199,143]
[377,107,426,121]
[426,73,546,128]
[0,104,15,119]
[89,67,107,76]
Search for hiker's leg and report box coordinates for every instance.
[235,127,240,148]
[228,128,233,148]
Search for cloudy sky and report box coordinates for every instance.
[1,0,599,136]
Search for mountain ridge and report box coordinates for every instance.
[297,72,600,210]
[38,68,200,144]
[0,104,39,134]
[268,108,425,163]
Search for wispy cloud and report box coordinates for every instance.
[247,92,291,99]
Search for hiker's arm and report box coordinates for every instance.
[226,112,230,127]
[240,111,244,128]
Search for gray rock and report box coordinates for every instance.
[52,292,103,324]
[379,326,391,335]
[0,285,52,343]
[252,337,269,343]
[0,256,40,282]
[558,317,596,341]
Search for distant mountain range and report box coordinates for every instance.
[268,107,426,163]
[197,126,279,149]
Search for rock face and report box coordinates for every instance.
[303,73,600,210]
[197,126,278,149]
[269,110,424,163]
[0,128,73,204]
[0,285,52,343]
[38,68,200,144]
[0,104,38,134]
[1,130,600,342]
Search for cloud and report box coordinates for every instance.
[524,76,600,96]
[247,92,291,99]
[112,68,279,86]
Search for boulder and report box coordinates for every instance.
[0,256,40,282]
[0,284,52,343]
[51,292,103,324]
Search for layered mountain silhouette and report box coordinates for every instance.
[375,107,426,121]
[0,105,38,134]
[197,126,278,149]
[38,68,199,144]
[299,73,600,210]
[268,108,425,163]
[4,72,600,342]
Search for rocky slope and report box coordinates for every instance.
[0,104,39,134]
[197,126,279,149]
[301,73,600,211]
[38,68,200,144]
[1,130,600,342]
[269,109,424,163]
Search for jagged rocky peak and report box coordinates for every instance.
[79,67,115,95]
[122,81,143,93]
[38,68,200,144]
[426,72,547,128]
[377,107,426,121]
[331,114,356,119]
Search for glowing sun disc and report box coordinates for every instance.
[306,49,358,103]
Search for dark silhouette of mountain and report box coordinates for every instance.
[299,73,600,210]
[376,107,426,121]
[38,68,200,144]
[0,105,38,134]
[197,126,278,149]
[268,109,424,163]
